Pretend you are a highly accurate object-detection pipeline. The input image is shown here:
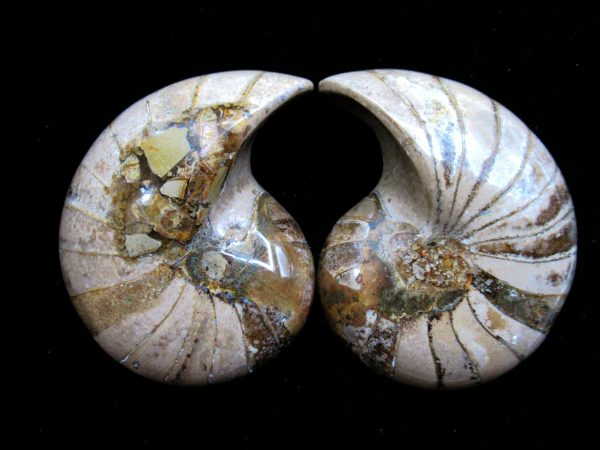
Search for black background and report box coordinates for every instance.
[4,2,598,447]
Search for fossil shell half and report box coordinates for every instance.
[318,69,576,389]
[59,71,315,385]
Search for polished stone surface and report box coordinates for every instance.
[318,69,576,389]
[60,71,315,385]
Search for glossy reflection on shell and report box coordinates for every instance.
[59,71,315,385]
[318,70,576,389]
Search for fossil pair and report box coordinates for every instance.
[59,70,576,389]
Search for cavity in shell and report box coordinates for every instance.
[59,71,315,385]
[318,69,576,389]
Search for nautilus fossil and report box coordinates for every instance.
[318,69,576,388]
[59,71,315,384]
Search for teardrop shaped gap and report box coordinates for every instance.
[250,90,382,253]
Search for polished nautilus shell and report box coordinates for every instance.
[59,71,315,385]
[318,69,576,389]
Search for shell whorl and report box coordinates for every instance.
[59,71,315,385]
[318,69,576,389]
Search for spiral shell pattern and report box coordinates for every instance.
[59,71,315,385]
[318,70,576,389]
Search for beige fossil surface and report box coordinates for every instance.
[318,69,576,389]
[60,71,315,385]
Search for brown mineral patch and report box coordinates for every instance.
[120,154,141,183]
[547,271,564,286]
[536,185,569,226]
[486,308,507,330]
[345,193,382,222]
[242,277,305,335]
[206,165,230,204]
[241,194,313,335]
[108,103,254,259]
[362,317,399,376]
[318,268,365,336]
[476,221,576,259]
[357,248,393,307]
[319,245,390,337]
[321,242,362,275]
[122,186,194,243]
[320,193,480,326]
[234,299,283,370]
[155,206,194,242]
[185,160,218,209]
[72,265,175,335]
[393,237,473,292]
[184,192,313,338]
[260,195,306,244]
[472,270,562,333]
[330,221,367,244]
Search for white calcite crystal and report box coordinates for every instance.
[159,178,187,198]
[141,126,191,177]
[125,233,162,257]
[120,154,141,183]
[318,69,577,389]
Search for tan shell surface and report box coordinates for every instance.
[60,71,315,385]
[318,69,576,389]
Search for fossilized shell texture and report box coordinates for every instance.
[59,71,315,385]
[318,70,576,389]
